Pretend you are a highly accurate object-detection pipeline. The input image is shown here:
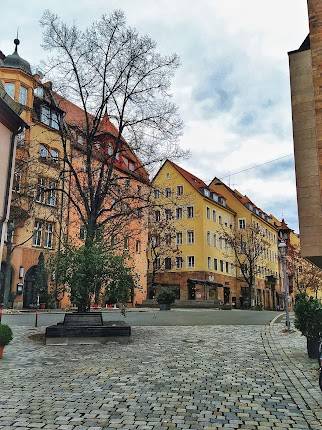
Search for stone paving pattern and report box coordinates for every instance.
[0,322,321,429]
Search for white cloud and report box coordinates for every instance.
[0,0,309,230]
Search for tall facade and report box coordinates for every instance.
[0,40,149,308]
[288,0,322,269]
[149,160,237,305]
[149,160,284,309]
[210,179,281,309]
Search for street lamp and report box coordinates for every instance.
[278,240,290,331]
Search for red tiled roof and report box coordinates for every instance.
[168,160,208,192]
[53,93,148,181]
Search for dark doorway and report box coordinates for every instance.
[23,266,38,308]
[188,283,196,300]
[224,287,230,304]
[0,262,13,305]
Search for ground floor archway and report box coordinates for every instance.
[23,265,38,308]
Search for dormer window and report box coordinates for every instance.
[40,105,51,126]
[204,189,210,197]
[34,86,44,98]
[51,112,60,130]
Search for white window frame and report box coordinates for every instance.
[44,222,54,249]
[187,256,195,268]
[187,230,194,244]
[19,86,28,105]
[187,206,194,218]
[176,232,183,245]
[177,185,183,196]
[239,218,246,230]
[33,221,43,247]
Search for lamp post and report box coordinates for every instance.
[278,240,290,331]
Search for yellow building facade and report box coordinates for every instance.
[149,160,238,306]
[148,161,284,309]
[210,178,281,309]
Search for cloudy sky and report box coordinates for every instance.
[1,0,309,231]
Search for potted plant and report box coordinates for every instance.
[294,294,322,359]
[0,324,13,359]
[156,288,176,311]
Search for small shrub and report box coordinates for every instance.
[156,288,176,305]
[294,294,322,340]
[0,324,13,346]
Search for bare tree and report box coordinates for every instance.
[288,246,322,299]
[220,224,270,308]
[148,203,182,298]
[39,10,184,246]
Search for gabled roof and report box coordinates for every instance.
[210,177,275,228]
[155,160,235,214]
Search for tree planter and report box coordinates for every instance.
[0,345,4,359]
[307,338,321,359]
[159,304,171,311]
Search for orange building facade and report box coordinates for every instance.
[0,40,149,308]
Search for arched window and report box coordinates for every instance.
[39,144,49,159]
[50,148,59,164]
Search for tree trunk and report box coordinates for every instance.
[3,233,13,308]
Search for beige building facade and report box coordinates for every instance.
[289,0,322,268]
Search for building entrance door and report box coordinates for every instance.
[23,266,38,308]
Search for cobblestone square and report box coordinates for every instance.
[0,321,321,429]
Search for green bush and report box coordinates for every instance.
[294,294,322,340]
[156,288,176,305]
[0,324,13,346]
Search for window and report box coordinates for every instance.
[4,82,15,98]
[16,130,25,147]
[165,188,171,198]
[50,148,59,164]
[214,258,218,271]
[206,207,210,219]
[187,230,194,244]
[44,223,54,249]
[47,181,57,206]
[176,232,183,245]
[218,215,222,225]
[220,260,224,272]
[80,225,87,241]
[13,169,22,193]
[124,236,129,250]
[51,112,60,130]
[39,144,49,160]
[165,257,172,270]
[19,86,28,105]
[155,210,161,221]
[36,177,46,204]
[154,189,160,199]
[34,86,44,98]
[177,185,183,196]
[154,258,161,270]
[226,262,229,273]
[165,209,172,220]
[208,257,211,269]
[212,210,216,222]
[239,218,246,229]
[213,234,217,248]
[165,234,172,245]
[128,161,135,171]
[207,231,211,245]
[188,256,195,268]
[33,221,43,247]
[176,207,183,219]
[41,105,51,125]
[187,206,194,218]
[136,240,141,253]
[176,257,183,269]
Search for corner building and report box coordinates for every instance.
[150,161,238,306]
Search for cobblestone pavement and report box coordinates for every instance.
[0,322,321,429]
